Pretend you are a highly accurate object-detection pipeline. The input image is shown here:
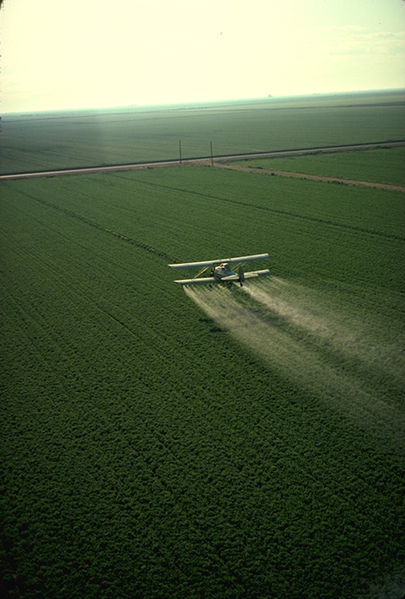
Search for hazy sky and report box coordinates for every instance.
[1,0,405,112]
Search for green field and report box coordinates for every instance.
[1,163,404,598]
[235,146,405,187]
[1,90,405,174]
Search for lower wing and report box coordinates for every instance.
[174,269,270,285]
[222,269,270,281]
[174,276,216,285]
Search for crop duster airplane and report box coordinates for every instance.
[169,253,270,286]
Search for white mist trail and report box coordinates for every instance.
[244,278,405,385]
[184,280,405,446]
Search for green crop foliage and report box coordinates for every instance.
[1,166,404,598]
[236,146,405,187]
[1,90,405,174]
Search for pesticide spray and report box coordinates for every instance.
[244,277,405,384]
[184,278,405,446]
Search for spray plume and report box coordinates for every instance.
[185,278,405,447]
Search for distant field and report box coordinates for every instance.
[234,146,405,186]
[1,165,404,598]
[1,89,405,174]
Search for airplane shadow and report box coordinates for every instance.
[198,317,224,333]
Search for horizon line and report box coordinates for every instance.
[2,87,405,116]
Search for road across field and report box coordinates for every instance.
[1,140,404,181]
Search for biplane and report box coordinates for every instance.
[169,253,270,286]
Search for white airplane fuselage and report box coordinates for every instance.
[212,262,235,281]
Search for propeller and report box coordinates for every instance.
[238,265,245,286]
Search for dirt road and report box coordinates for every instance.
[1,140,404,182]
[215,163,405,193]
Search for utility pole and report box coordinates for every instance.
[210,140,214,166]
[179,140,182,165]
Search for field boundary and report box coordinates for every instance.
[216,163,405,193]
[1,140,405,181]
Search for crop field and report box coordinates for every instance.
[235,146,405,187]
[1,89,405,174]
[1,161,404,598]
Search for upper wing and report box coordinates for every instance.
[169,253,269,270]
